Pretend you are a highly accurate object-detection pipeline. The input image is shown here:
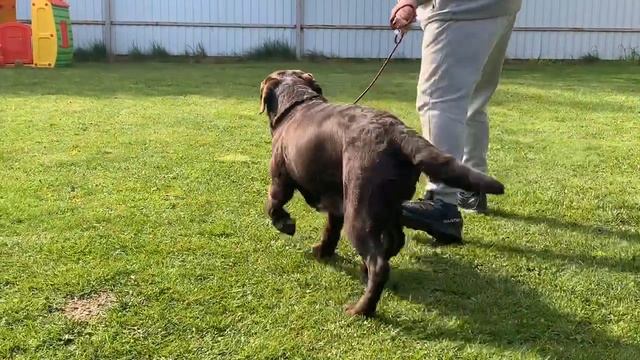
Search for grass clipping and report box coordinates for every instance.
[62,291,116,322]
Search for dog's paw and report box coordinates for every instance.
[273,217,296,236]
[311,243,335,260]
[344,303,374,318]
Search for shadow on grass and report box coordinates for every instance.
[325,253,639,359]
[489,209,640,244]
[472,240,640,274]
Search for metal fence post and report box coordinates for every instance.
[103,0,114,61]
[295,0,304,59]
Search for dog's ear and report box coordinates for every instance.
[300,72,314,82]
[299,72,323,96]
[259,77,281,114]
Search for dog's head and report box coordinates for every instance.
[259,70,324,128]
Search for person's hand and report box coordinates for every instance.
[390,0,417,33]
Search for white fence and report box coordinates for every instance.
[16,0,640,60]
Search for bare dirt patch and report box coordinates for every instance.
[62,291,116,322]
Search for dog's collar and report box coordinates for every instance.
[271,93,323,128]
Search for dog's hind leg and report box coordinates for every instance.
[343,206,389,317]
[266,171,296,236]
[312,213,344,260]
[341,136,398,317]
[358,219,403,285]
[357,253,389,318]
[383,221,405,260]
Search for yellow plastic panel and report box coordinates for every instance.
[31,0,56,67]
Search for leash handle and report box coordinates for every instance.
[353,31,405,105]
[394,29,403,44]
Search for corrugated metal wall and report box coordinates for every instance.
[509,0,640,59]
[303,0,423,58]
[110,0,295,56]
[15,0,640,60]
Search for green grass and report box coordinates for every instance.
[184,43,208,63]
[73,42,108,62]
[244,40,297,60]
[127,44,147,61]
[620,47,640,64]
[579,50,601,64]
[125,42,172,62]
[149,42,171,59]
[1,61,639,359]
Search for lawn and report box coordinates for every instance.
[1,60,639,359]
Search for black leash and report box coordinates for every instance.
[353,31,405,105]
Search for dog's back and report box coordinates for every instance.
[272,101,421,214]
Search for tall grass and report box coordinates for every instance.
[184,43,208,62]
[244,40,297,60]
[73,42,108,62]
[127,42,172,61]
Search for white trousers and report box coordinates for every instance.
[416,14,517,204]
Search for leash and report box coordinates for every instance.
[353,30,405,105]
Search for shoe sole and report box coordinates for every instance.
[459,207,488,215]
[401,209,463,245]
[458,199,488,214]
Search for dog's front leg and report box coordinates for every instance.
[312,213,343,260]
[266,167,296,236]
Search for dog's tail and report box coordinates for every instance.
[392,125,505,195]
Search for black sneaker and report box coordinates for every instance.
[401,197,463,245]
[457,192,488,214]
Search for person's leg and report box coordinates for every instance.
[403,14,517,243]
[463,14,517,174]
[458,14,517,213]
[417,16,515,204]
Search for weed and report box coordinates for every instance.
[244,40,297,60]
[73,42,107,62]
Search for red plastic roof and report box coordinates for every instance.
[50,0,69,8]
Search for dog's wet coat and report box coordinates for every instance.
[261,70,504,317]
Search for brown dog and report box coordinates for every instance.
[260,70,504,317]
